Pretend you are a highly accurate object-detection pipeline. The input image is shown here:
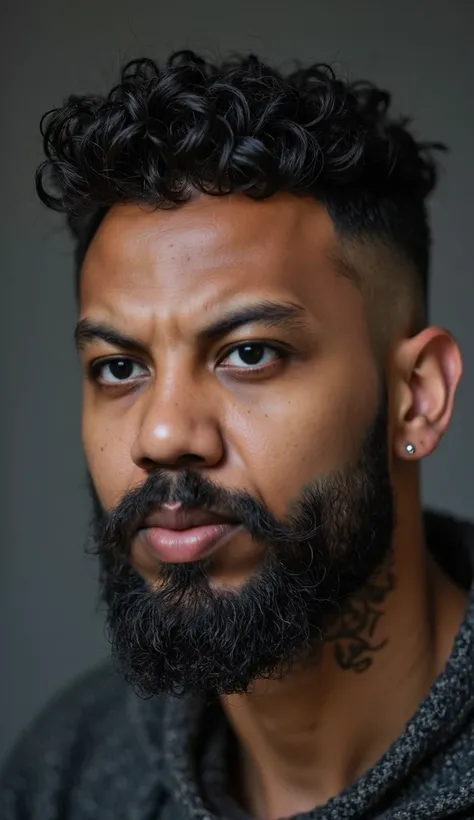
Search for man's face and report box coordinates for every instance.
[79,194,394,695]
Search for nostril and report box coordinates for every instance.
[176,453,205,467]
[137,453,205,472]
[139,457,158,472]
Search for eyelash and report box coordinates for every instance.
[88,342,290,388]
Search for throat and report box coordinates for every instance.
[217,550,467,819]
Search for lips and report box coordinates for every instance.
[143,505,238,531]
[137,505,242,564]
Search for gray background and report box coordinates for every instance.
[1,0,473,765]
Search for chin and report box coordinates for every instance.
[206,566,257,591]
[139,555,263,594]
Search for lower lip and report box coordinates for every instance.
[138,523,241,563]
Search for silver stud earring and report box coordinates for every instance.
[405,443,416,455]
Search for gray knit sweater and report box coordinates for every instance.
[2,511,474,820]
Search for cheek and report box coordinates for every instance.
[230,355,380,518]
[82,399,136,509]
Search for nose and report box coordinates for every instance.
[130,377,225,472]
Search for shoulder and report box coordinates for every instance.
[3,660,127,764]
[0,661,165,819]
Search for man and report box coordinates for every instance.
[1,50,473,820]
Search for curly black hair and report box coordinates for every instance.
[36,50,444,310]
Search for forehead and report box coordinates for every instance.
[80,194,357,322]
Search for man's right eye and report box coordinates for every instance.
[89,358,149,385]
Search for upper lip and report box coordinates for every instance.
[142,506,239,531]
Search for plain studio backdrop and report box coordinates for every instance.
[1,0,473,765]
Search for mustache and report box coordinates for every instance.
[91,468,325,560]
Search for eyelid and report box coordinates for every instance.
[88,355,149,385]
[219,338,289,355]
[217,340,291,369]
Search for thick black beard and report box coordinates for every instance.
[90,389,394,697]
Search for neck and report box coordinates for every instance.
[220,474,467,819]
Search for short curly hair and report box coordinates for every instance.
[36,50,444,317]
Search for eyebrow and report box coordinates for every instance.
[75,320,142,352]
[199,300,309,340]
[74,300,309,351]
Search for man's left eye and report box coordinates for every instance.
[220,343,283,369]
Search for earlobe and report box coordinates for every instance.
[393,327,463,461]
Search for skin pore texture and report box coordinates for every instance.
[79,193,466,819]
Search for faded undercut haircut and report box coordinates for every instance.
[36,50,445,335]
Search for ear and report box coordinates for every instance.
[391,327,463,460]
